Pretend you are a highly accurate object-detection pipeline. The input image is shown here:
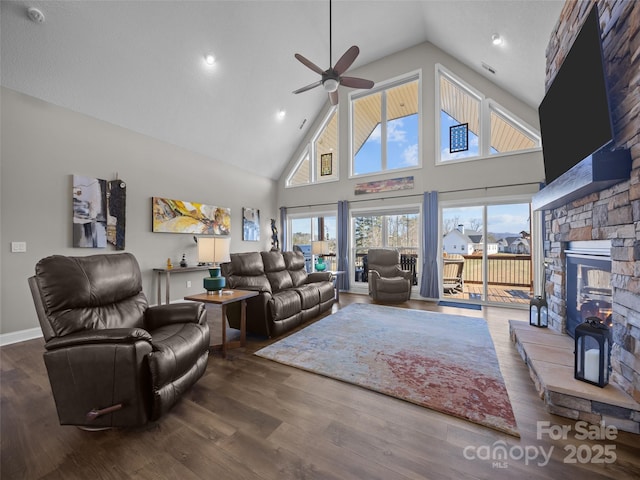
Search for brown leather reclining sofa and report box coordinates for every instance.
[221,250,335,337]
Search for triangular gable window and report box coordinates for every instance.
[437,64,540,163]
[286,107,338,187]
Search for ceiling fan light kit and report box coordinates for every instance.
[293,0,374,105]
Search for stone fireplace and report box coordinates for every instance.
[541,0,640,405]
[509,0,640,433]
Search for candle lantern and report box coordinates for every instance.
[529,295,548,328]
[574,317,611,387]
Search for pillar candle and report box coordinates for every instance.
[584,348,600,383]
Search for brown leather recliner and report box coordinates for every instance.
[367,248,413,303]
[28,253,210,428]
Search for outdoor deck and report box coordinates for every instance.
[442,283,531,305]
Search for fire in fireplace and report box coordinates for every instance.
[565,241,612,337]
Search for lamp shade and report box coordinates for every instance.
[197,237,231,265]
[312,240,329,255]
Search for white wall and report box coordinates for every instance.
[277,41,544,209]
[0,87,277,338]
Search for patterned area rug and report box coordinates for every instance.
[255,303,519,437]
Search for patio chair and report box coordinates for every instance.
[443,254,465,294]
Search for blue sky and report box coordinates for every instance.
[442,204,530,236]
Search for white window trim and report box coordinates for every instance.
[349,70,423,179]
[285,106,339,188]
[435,64,541,166]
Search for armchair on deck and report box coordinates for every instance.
[367,248,412,303]
[28,253,210,429]
[443,254,465,293]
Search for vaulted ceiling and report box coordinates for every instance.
[0,0,564,180]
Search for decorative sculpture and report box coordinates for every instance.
[270,219,280,251]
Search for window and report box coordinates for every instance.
[352,208,420,284]
[351,72,421,176]
[288,214,337,272]
[286,108,338,187]
[437,65,540,164]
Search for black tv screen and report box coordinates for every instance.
[538,5,614,185]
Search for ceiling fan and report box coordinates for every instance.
[293,0,374,105]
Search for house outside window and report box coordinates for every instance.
[286,107,338,187]
[350,72,421,176]
[436,64,540,164]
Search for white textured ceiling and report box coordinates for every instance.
[1,0,563,180]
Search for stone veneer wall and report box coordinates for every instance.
[542,0,640,401]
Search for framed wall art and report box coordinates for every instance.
[354,176,415,195]
[320,153,333,176]
[242,207,260,241]
[152,197,230,235]
[72,174,127,250]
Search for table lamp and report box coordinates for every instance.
[311,240,329,271]
[197,237,231,294]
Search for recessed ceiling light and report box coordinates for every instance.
[491,33,503,46]
[204,54,215,65]
[277,109,286,120]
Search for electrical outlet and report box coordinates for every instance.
[186,281,192,288]
[11,241,27,253]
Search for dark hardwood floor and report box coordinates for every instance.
[2,294,639,479]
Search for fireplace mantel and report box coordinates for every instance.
[532,148,631,211]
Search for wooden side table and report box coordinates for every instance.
[184,290,259,358]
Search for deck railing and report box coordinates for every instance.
[353,251,532,288]
[460,254,531,287]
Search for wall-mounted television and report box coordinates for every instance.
[538,5,614,185]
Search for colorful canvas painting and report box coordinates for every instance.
[152,197,230,235]
[242,207,260,241]
[354,175,414,195]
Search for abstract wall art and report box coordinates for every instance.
[152,197,230,235]
[72,174,127,249]
[242,207,260,241]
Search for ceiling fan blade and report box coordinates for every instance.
[329,90,339,106]
[294,53,325,75]
[293,80,322,94]
[340,76,374,89]
[333,45,359,75]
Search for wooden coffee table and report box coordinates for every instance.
[184,289,258,358]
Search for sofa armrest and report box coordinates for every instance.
[44,328,152,351]
[145,302,207,330]
[307,272,333,283]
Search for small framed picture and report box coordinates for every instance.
[321,153,332,176]
[242,207,260,241]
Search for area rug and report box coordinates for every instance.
[437,300,482,310]
[255,303,519,437]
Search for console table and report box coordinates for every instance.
[153,265,210,305]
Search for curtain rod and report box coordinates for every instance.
[282,181,540,210]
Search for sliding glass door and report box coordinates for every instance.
[352,207,420,288]
[441,200,533,305]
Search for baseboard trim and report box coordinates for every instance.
[0,327,43,347]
